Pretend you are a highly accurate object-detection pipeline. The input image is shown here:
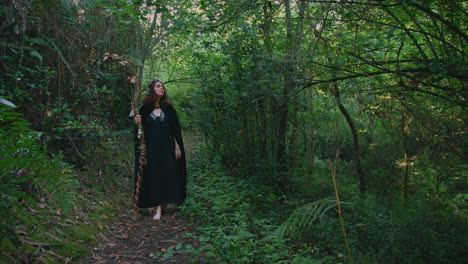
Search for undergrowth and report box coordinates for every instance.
[180,144,339,264]
[180,137,468,264]
[0,103,133,263]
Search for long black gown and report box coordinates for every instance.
[134,104,186,208]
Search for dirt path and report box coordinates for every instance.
[85,205,198,264]
[85,132,200,263]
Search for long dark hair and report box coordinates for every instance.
[142,79,171,107]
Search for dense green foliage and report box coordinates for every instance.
[1,0,466,263]
[180,143,467,263]
[155,0,468,263]
[0,102,133,262]
[1,0,136,261]
[182,147,317,263]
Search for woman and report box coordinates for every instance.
[134,79,186,220]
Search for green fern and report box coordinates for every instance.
[267,198,349,239]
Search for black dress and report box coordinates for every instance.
[134,104,187,208]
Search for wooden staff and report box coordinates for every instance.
[130,73,146,221]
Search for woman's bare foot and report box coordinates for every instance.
[153,205,161,220]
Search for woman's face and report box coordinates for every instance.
[153,82,165,97]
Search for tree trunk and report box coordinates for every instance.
[276,0,295,191]
[307,88,315,170]
[332,82,367,194]
[314,17,368,193]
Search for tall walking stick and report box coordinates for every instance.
[130,73,146,221]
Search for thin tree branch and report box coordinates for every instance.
[292,68,464,107]
[382,5,428,60]
[349,53,467,87]
[366,86,467,108]
[300,0,402,7]
[407,0,468,42]
[338,3,465,55]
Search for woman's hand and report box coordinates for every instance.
[175,142,182,159]
[134,115,141,125]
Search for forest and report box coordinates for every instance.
[1,0,467,263]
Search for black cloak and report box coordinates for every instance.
[134,103,187,208]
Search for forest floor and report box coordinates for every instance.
[84,204,198,264]
[84,133,199,264]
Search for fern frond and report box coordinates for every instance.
[268,198,351,239]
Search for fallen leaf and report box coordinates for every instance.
[16,230,28,236]
[137,241,145,249]
[118,233,129,239]
[20,238,50,247]
[160,240,178,243]
[47,233,63,243]
[54,227,67,237]
[56,209,62,216]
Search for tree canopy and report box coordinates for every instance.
[1,0,466,263]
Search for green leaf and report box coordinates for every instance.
[30,51,43,63]
[28,37,49,46]
[0,98,16,108]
